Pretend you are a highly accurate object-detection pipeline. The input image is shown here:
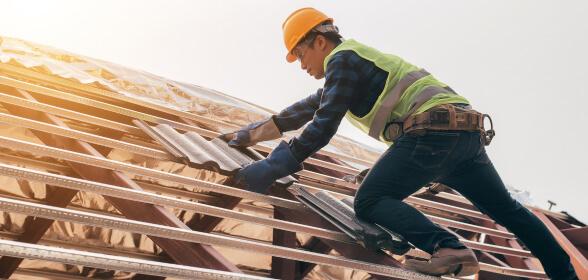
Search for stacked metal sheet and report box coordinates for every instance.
[134,119,297,187]
[291,186,413,255]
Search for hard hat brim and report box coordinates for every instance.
[286,52,296,63]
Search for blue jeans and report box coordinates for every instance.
[354,130,577,279]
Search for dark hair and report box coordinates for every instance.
[298,19,343,49]
[301,31,343,49]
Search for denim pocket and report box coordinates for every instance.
[410,131,459,169]
[474,146,491,164]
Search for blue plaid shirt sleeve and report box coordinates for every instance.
[274,88,323,132]
[274,52,361,161]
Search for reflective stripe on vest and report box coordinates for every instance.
[325,40,467,144]
[368,68,457,141]
[380,84,457,141]
[368,68,428,139]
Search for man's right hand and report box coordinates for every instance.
[218,116,282,147]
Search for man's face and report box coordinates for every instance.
[294,36,327,79]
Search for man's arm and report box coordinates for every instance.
[219,89,322,147]
[274,89,323,132]
[232,52,361,194]
[288,52,360,161]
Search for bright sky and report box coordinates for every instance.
[2,0,587,222]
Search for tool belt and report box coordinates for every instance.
[402,104,495,146]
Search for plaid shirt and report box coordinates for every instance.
[274,49,388,161]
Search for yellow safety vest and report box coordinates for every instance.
[324,40,470,145]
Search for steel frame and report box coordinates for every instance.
[0,63,585,279]
[0,87,242,277]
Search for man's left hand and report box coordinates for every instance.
[234,141,302,194]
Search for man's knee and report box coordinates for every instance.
[353,198,370,220]
[354,196,381,221]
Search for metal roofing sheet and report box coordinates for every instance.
[292,185,412,255]
[133,119,297,187]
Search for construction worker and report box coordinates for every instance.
[220,8,578,279]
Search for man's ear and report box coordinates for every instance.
[316,35,326,49]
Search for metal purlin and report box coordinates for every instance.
[0,73,553,278]
[0,134,307,212]
[0,196,441,280]
[0,85,540,235]
[0,91,145,136]
[0,128,517,247]
[0,64,235,131]
[0,153,513,247]
[0,114,518,241]
[477,263,547,279]
[0,98,501,225]
[1,79,554,226]
[0,195,547,279]
[0,92,500,238]
[0,112,173,161]
[0,163,354,244]
[0,75,365,174]
[0,86,245,275]
[0,92,361,194]
[0,90,509,228]
[0,105,520,236]
[0,160,536,258]
[2,81,526,226]
[0,110,522,244]
[0,239,272,280]
[0,136,537,260]
[1,63,376,167]
[0,162,529,274]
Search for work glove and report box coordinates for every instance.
[219,116,282,147]
[234,140,302,194]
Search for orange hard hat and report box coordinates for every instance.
[282,8,333,63]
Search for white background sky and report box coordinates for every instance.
[2,1,587,222]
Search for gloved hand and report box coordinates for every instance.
[219,116,282,147]
[234,141,302,194]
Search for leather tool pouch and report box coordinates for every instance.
[402,104,495,146]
